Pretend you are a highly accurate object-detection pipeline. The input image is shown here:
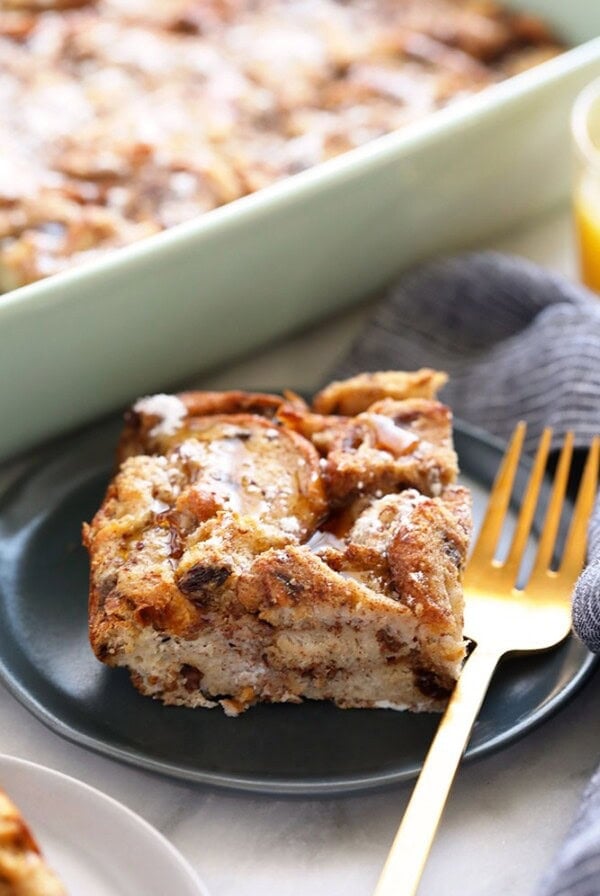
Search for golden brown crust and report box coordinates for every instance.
[87,411,328,649]
[282,397,457,505]
[85,371,471,713]
[0,2,563,288]
[0,790,66,896]
[119,392,286,460]
[387,486,470,625]
[312,369,448,415]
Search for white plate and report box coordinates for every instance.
[0,754,208,896]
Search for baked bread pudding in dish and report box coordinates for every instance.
[84,370,472,716]
[0,789,66,896]
[1,0,562,289]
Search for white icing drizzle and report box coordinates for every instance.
[134,393,187,437]
[307,530,345,552]
[364,414,419,456]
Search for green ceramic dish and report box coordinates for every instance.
[0,2,599,462]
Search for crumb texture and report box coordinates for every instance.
[85,369,472,714]
[0,789,67,896]
[0,0,563,288]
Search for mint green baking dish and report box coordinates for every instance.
[1,1,599,461]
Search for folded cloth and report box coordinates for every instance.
[537,763,600,896]
[328,251,600,896]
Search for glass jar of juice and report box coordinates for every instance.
[573,78,600,293]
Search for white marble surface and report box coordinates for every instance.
[1,207,599,896]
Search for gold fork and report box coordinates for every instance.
[374,423,600,896]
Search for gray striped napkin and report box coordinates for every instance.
[329,251,600,896]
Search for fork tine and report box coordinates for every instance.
[470,422,526,563]
[502,427,553,580]
[532,432,574,576]
[557,436,600,582]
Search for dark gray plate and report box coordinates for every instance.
[0,417,595,794]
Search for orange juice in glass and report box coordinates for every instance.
[573,78,600,293]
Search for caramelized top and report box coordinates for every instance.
[85,370,471,644]
[0,0,562,288]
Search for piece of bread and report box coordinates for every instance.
[0,789,66,896]
[84,370,471,715]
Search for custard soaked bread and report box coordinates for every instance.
[84,370,471,715]
[0,789,66,896]
[1,0,563,288]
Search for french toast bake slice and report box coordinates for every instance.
[0,789,66,896]
[84,370,471,715]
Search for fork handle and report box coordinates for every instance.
[374,646,502,896]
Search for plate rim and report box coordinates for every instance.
[0,417,596,795]
[0,753,209,892]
